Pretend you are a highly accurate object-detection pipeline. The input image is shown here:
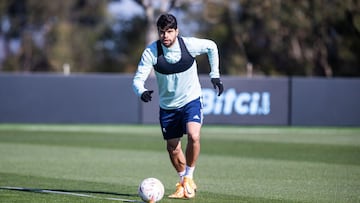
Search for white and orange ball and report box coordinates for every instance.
[138,178,165,202]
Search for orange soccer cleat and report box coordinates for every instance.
[183,177,196,198]
[168,182,185,199]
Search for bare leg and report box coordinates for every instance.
[167,123,201,198]
[167,138,186,173]
[185,122,201,167]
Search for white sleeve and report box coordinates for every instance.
[132,47,155,97]
[183,37,220,78]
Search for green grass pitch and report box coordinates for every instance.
[0,124,359,202]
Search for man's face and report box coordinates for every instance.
[158,28,179,47]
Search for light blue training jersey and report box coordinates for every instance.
[133,37,220,110]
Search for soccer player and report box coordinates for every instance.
[132,13,223,199]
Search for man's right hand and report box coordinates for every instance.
[141,90,154,102]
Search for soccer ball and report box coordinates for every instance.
[138,177,165,202]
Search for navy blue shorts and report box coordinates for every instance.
[159,97,203,140]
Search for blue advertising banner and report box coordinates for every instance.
[1,74,358,126]
[142,76,290,125]
[291,77,360,126]
[0,73,139,124]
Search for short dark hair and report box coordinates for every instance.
[156,13,177,30]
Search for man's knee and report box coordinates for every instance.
[187,132,200,143]
[187,122,201,142]
[167,139,181,155]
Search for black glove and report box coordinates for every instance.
[211,78,224,96]
[141,90,154,102]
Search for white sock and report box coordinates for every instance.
[185,165,195,179]
[178,170,186,182]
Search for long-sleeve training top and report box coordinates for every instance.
[133,36,220,110]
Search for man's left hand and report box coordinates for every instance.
[211,78,224,96]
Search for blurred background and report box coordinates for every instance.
[0,0,359,77]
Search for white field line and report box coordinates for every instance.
[0,186,143,202]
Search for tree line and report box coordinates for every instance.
[0,0,359,77]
